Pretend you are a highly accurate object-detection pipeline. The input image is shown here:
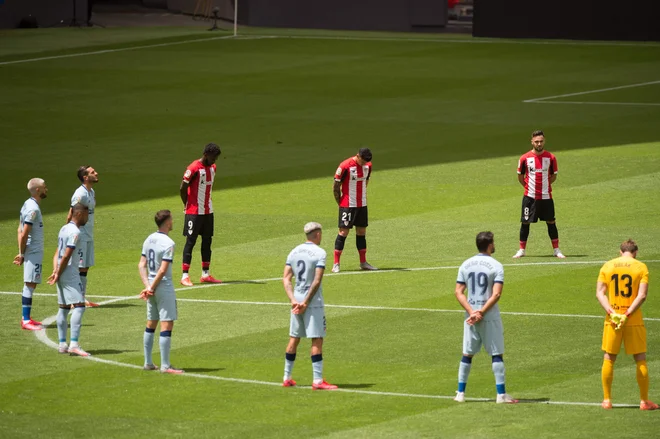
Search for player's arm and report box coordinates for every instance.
[180,181,189,207]
[138,255,150,289]
[596,281,615,315]
[332,180,342,205]
[549,174,557,184]
[517,174,525,188]
[549,156,558,184]
[282,264,298,310]
[624,282,648,317]
[454,282,473,315]
[14,223,31,265]
[143,260,170,296]
[479,282,503,316]
[65,207,73,223]
[299,267,325,313]
[47,247,74,284]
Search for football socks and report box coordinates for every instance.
[21,284,34,322]
[492,355,506,394]
[160,331,172,369]
[284,352,296,380]
[311,354,323,382]
[144,328,156,366]
[56,308,70,343]
[80,271,87,296]
[458,356,472,393]
[602,358,614,401]
[70,307,85,343]
[637,360,650,401]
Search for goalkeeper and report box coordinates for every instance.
[596,239,657,410]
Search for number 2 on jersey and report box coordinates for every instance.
[297,260,306,283]
[467,272,488,296]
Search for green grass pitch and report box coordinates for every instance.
[1,28,660,438]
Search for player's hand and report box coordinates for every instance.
[13,254,24,265]
[139,289,154,301]
[610,313,627,330]
[296,303,308,315]
[47,272,58,285]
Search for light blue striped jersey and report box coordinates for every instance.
[20,197,44,254]
[286,242,327,307]
[141,232,175,285]
[456,254,504,321]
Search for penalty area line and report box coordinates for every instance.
[32,297,637,408]
[523,79,660,104]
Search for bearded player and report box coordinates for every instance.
[332,147,377,273]
[513,130,565,259]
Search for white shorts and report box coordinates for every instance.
[290,307,326,339]
[463,319,505,356]
[57,282,84,306]
[77,239,94,268]
[23,252,44,284]
[146,286,177,321]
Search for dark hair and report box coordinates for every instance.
[358,147,372,162]
[203,143,221,157]
[476,231,494,252]
[620,239,638,254]
[531,130,544,138]
[77,165,92,182]
[71,202,88,214]
[155,210,172,227]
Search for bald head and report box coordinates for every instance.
[27,178,47,200]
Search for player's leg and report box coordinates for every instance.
[80,240,99,307]
[283,335,301,386]
[455,322,480,402]
[144,297,159,370]
[68,302,88,356]
[355,207,376,270]
[159,290,182,373]
[307,309,335,390]
[21,252,43,329]
[181,214,200,286]
[514,197,533,258]
[543,199,564,258]
[483,321,517,403]
[625,326,657,409]
[200,214,221,284]
[334,207,353,272]
[601,322,622,408]
[56,297,71,354]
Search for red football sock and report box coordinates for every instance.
[551,239,559,249]
[519,241,527,250]
[202,262,210,270]
[334,250,342,264]
[359,249,367,264]
[182,263,190,273]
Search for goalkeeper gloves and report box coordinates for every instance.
[610,312,627,330]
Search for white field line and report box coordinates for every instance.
[2,33,658,67]
[31,296,638,407]
[523,79,660,104]
[257,34,660,48]
[0,35,272,66]
[525,100,660,107]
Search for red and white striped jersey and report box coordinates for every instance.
[517,150,558,200]
[183,160,216,215]
[334,157,372,208]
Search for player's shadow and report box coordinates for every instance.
[516,398,551,403]
[523,255,589,258]
[86,349,137,355]
[220,280,267,285]
[96,303,138,309]
[183,367,225,373]
[45,323,95,329]
[334,383,375,389]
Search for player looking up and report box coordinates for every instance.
[454,232,517,404]
[597,239,657,410]
[139,210,183,374]
[513,130,565,259]
[48,203,90,356]
[281,222,337,390]
[332,147,377,273]
[14,178,48,330]
[67,165,100,307]
[180,143,222,286]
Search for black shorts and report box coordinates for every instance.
[183,213,214,238]
[338,206,368,229]
[521,196,555,223]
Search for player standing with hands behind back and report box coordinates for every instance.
[513,130,565,259]
[597,239,657,410]
[332,147,377,273]
[180,143,222,286]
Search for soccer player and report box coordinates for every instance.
[513,130,565,259]
[597,239,657,410]
[48,203,90,356]
[453,232,517,404]
[138,210,183,374]
[67,165,100,307]
[14,178,48,330]
[180,143,222,286]
[281,222,337,390]
[332,147,377,273]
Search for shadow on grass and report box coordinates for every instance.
[183,367,225,373]
[87,349,137,355]
[96,303,138,309]
[220,280,267,285]
[522,255,590,259]
[517,398,551,403]
[45,323,95,329]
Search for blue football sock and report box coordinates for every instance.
[492,355,506,394]
[160,331,172,369]
[311,354,323,382]
[458,356,472,392]
[70,307,85,343]
[56,308,70,343]
[144,328,155,366]
[22,284,34,321]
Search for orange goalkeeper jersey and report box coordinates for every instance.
[598,256,649,326]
